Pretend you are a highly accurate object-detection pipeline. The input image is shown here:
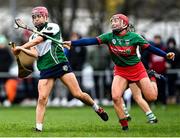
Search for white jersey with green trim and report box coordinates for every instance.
[29,22,68,71]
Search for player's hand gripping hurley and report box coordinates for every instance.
[14,18,70,49]
[9,42,35,78]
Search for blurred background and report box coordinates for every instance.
[0,0,180,108]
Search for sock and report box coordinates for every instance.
[146,111,156,120]
[36,123,43,131]
[123,104,130,117]
[92,103,99,111]
[119,118,128,130]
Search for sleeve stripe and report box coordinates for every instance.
[96,37,102,44]
[142,43,150,49]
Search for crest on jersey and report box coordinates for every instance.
[62,65,68,71]
[112,39,116,44]
[126,49,131,55]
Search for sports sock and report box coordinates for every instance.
[119,118,128,130]
[146,111,156,120]
[92,103,99,111]
[123,103,130,117]
[36,123,43,131]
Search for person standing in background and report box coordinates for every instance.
[66,32,87,106]
[166,37,180,104]
[0,35,16,107]
[149,35,168,105]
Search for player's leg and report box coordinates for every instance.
[36,78,55,131]
[60,72,108,121]
[145,80,158,123]
[123,88,133,120]
[122,89,132,121]
[111,75,129,130]
[129,83,157,123]
[151,80,158,94]
[130,82,152,112]
[136,77,158,102]
[122,99,131,121]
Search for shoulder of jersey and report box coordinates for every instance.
[128,31,136,35]
[47,23,59,29]
[128,31,140,37]
[102,32,113,36]
[44,23,60,33]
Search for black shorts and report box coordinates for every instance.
[39,62,72,79]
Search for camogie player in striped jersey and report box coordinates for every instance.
[12,6,108,132]
[63,13,175,131]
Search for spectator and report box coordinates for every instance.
[166,37,180,104]
[149,35,167,105]
[0,35,15,106]
[81,62,96,100]
[88,45,112,103]
[67,32,87,105]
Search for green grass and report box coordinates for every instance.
[0,104,180,137]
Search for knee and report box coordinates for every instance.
[112,94,121,103]
[146,94,157,102]
[38,95,48,106]
[143,87,158,102]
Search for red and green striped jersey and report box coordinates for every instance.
[97,32,149,67]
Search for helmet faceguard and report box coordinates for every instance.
[110,14,129,34]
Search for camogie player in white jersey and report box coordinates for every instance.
[12,6,108,132]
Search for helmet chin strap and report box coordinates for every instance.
[112,26,128,34]
[35,22,46,30]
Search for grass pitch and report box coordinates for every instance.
[0,104,180,137]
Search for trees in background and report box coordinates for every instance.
[1,0,180,39]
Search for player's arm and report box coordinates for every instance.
[143,44,175,60]
[21,36,44,49]
[15,46,38,58]
[136,34,175,60]
[63,37,99,49]
[12,36,43,55]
